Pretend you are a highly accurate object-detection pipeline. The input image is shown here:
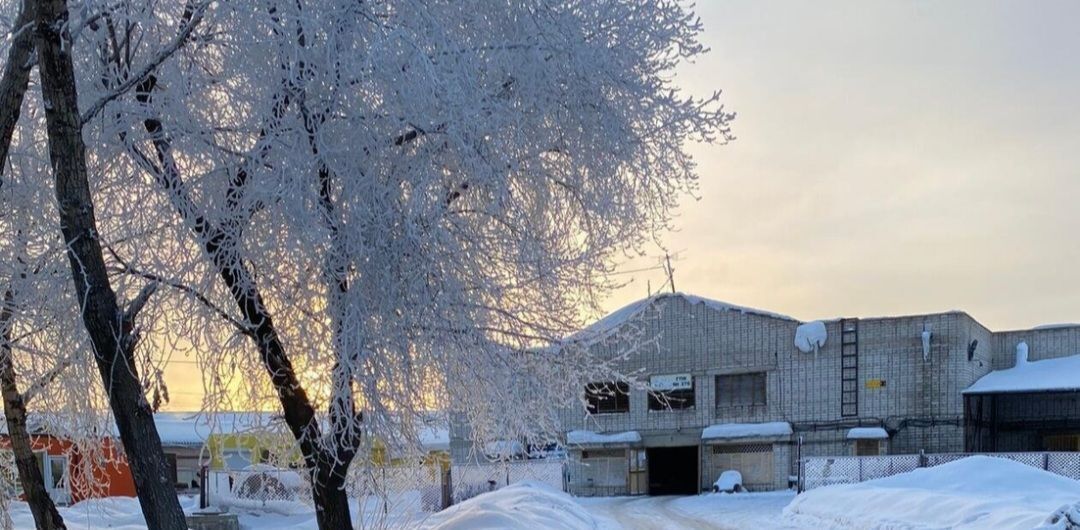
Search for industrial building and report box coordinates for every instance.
[554,292,1080,496]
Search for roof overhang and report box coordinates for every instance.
[567,430,642,448]
[701,422,793,445]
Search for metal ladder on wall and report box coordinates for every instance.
[840,318,859,417]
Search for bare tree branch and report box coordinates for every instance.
[79,1,208,126]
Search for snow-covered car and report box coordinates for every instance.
[232,464,307,502]
[712,470,744,493]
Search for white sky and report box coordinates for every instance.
[604,0,1080,331]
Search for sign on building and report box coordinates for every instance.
[650,373,692,391]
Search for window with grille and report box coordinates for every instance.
[1045,434,1080,451]
[854,439,880,456]
[582,449,625,459]
[715,372,767,409]
[585,381,630,414]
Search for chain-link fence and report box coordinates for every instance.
[800,451,1080,491]
[205,463,446,528]
[450,460,566,504]
[800,454,920,490]
[206,468,313,513]
[204,459,566,522]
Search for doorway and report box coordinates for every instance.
[646,446,698,495]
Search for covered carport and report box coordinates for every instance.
[963,352,1080,452]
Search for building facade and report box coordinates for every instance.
[552,293,1080,496]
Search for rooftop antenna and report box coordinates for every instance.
[664,253,675,294]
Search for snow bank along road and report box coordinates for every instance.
[580,491,801,530]
[11,457,1077,529]
[413,481,801,530]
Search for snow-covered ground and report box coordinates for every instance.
[414,481,615,529]
[580,491,796,529]
[7,495,427,530]
[7,456,1080,529]
[11,497,200,530]
[786,455,1080,530]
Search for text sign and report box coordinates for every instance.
[650,373,692,391]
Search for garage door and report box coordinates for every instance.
[710,444,773,490]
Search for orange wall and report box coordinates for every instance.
[0,435,136,502]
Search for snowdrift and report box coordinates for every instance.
[415,481,602,530]
[785,455,1080,530]
[10,496,202,530]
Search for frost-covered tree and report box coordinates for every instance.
[20,0,191,527]
[0,2,67,527]
[7,0,732,528]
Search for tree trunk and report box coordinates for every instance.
[1,292,66,530]
[30,0,187,528]
[0,3,67,528]
[311,470,352,530]
[136,76,356,530]
[0,0,34,171]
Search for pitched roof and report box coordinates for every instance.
[572,292,796,342]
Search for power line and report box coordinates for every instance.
[608,265,665,276]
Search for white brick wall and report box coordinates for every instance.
[457,295,1080,492]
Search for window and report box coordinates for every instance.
[48,457,67,490]
[176,456,201,489]
[164,453,179,488]
[33,452,70,504]
[581,449,624,459]
[1045,434,1080,451]
[715,372,767,409]
[854,439,880,456]
[648,374,695,411]
[585,381,630,414]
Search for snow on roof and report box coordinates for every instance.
[573,292,796,341]
[484,440,525,458]
[963,353,1080,395]
[419,426,450,452]
[847,427,889,440]
[701,422,792,441]
[566,430,641,446]
[1033,323,1080,330]
[0,411,280,444]
[153,412,283,446]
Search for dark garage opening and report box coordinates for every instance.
[647,446,698,495]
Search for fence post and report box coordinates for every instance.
[446,465,454,509]
[918,449,927,468]
[383,466,389,516]
[199,465,209,509]
[858,457,863,482]
[1043,452,1050,471]
[796,436,804,493]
